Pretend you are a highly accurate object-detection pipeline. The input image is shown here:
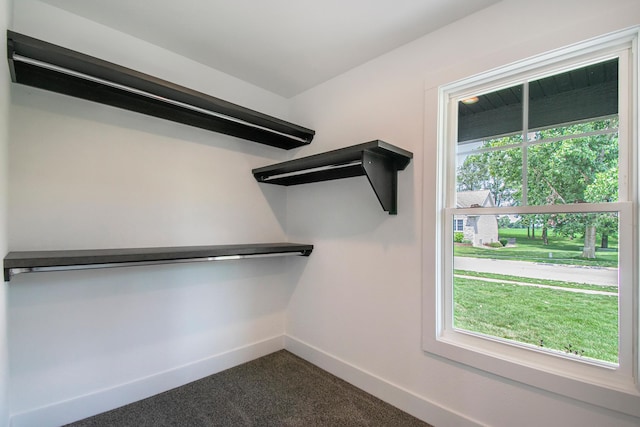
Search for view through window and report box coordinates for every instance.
[452,58,621,364]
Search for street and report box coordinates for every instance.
[454,257,618,286]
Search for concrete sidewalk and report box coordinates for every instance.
[454,257,618,286]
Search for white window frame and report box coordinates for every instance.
[423,27,640,416]
[453,218,464,232]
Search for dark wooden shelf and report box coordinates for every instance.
[6,31,315,150]
[4,242,313,281]
[252,140,412,214]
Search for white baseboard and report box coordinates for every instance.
[285,335,482,427]
[10,335,285,427]
[11,335,481,427]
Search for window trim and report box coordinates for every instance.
[423,27,640,416]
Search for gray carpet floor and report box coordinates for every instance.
[64,350,431,426]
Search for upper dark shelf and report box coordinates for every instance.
[6,31,315,150]
[4,242,313,282]
[252,140,413,214]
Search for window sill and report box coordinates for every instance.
[423,312,640,417]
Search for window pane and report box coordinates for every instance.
[528,59,618,132]
[456,142,523,207]
[457,84,523,143]
[528,117,618,142]
[452,212,619,364]
[526,126,618,205]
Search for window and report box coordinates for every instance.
[424,27,640,416]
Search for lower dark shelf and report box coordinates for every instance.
[3,242,313,281]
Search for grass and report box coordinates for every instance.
[452,228,619,364]
[454,228,618,268]
[454,275,618,363]
[455,270,618,293]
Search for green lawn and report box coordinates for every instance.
[455,270,618,293]
[454,228,618,268]
[453,228,619,364]
[454,274,618,363]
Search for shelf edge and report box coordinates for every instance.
[4,243,313,282]
[252,140,413,214]
[7,31,315,150]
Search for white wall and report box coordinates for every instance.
[7,1,312,425]
[286,1,640,426]
[7,1,640,426]
[1,0,11,424]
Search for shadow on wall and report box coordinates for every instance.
[274,165,416,245]
[10,85,290,162]
[8,85,291,250]
[7,256,299,406]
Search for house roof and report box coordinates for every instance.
[456,190,494,208]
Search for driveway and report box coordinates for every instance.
[454,257,618,286]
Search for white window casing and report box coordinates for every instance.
[423,27,640,416]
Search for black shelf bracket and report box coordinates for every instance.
[4,242,313,282]
[6,31,315,150]
[252,140,412,214]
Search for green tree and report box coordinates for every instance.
[527,120,618,206]
[456,119,619,255]
[526,122,618,254]
[457,136,522,207]
[585,166,619,248]
[498,216,512,228]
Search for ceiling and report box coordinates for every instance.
[38,0,500,98]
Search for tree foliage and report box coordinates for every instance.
[527,119,618,207]
[456,118,619,253]
[457,136,521,206]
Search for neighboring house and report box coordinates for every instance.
[455,190,499,247]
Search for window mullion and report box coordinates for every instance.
[618,48,631,202]
[522,81,530,206]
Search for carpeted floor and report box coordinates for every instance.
[64,350,431,426]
